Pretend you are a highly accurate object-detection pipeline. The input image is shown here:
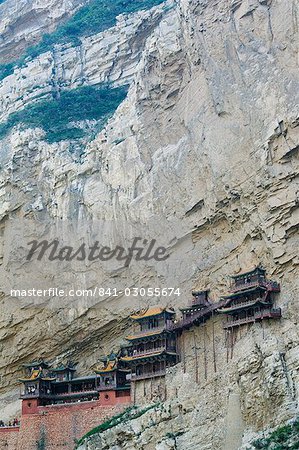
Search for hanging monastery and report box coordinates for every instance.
[0,267,281,449]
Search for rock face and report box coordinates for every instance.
[0,0,298,448]
[77,318,299,450]
[0,0,87,63]
[0,3,167,121]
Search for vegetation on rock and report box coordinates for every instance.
[0,0,164,81]
[75,403,159,448]
[252,419,299,449]
[0,84,128,143]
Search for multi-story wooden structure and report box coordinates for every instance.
[19,360,56,414]
[18,266,282,415]
[19,356,132,413]
[93,352,130,403]
[218,267,281,329]
[121,307,178,381]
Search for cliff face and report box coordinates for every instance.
[0,0,88,63]
[0,0,298,447]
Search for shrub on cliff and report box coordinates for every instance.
[0,0,164,81]
[252,419,299,449]
[0,84,128,143]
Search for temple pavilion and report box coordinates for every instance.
[19,360,55,402]
[121,307,178,381]
[94,351,130,393]
[218,267,281,328]
[19,360,100,408]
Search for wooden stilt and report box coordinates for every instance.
[192,330,199,383]
[203,324,207,380]
[212,311,217,373]
[182,333,186,374]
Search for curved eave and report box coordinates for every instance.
[94,369,116,374]
[22,361,50,368]
[19,377,56,382]
[130,308,175,321]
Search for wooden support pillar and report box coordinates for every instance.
[203,324,207,380]
[212,311,217,373]
[192,330,199,384]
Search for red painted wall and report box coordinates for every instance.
[22,399,39,415]
[18,399,130,450]
[10,393,131,450]
[1,391,131,450]
[0,428,19,450]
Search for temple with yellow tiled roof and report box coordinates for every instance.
[19,356,131,414]
[121,307,178,382]
[94,352,130,395]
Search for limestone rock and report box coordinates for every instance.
[0,1,298,449]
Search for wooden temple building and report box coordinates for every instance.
[120,307,178,381]
[19,361,100,413]
[19,356,131,412]
[218,267,281,329]
[18,266,282,413]
[93,352,130,403]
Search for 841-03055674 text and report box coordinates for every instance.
[94,287,181,297]
[10,287,181,298]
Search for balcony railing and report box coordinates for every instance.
[220,298,271,312]
[20,392,52,399]
[98,384,116,391]
[230,280,280,293]
[128,346,176,359]
[21,390,99,400]
[131,370,166,381]
[129,327,165,338]
[223,308,281,329]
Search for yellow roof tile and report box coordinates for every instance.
[130,307,174,320]
[95,360,117,373]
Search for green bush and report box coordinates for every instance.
[0,0,164,81]
[271,425,293,443]
[252,438,269,449]
[0,84,128,142]
[251,420,299,450]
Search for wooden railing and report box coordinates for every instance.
[223,308,281,328]
[129,346,176,359]
[131,370,166,381]
[129,327,165,338]
[20,391,51,399]
[220,298,270,312]
[50,390,98,398]
[230,280,280,293]
[98,384,116,391]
